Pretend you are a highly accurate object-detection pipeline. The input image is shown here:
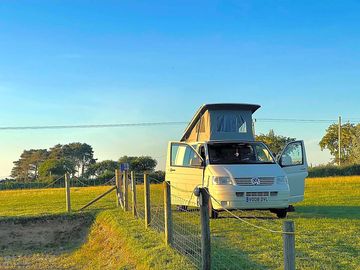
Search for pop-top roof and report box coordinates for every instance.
[181,103,260,142]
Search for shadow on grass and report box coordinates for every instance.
[294,205,360,219]
[211,241,269,270]
[0,212,95,256]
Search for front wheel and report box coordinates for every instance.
[275,209,287,219]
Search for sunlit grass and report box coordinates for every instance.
[0,186,117,217]
[0,176,359,269]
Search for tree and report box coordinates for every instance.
[85,160,118,180]
[319,123,357,165]
[256,130,296,156]
[38,158,76,182]
[48,144,64,159]
[48,143,96,177]
[348,125,360,164]
[11,142,96,182]
[118,156,157,173]
[63,143,96,176]
[11,149,49,182]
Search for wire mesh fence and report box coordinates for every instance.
[132,175,202,268]
[170,193,202,268]
[130,175,306,270]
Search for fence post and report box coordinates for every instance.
[124,170,129,211]
[164,181,173,246]
[65,174,71,213]
[199,188,211,270]
[144,173,151,228]
[131,171,137,217]
[283,220,296,270]
[115,169,122,207]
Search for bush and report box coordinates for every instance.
[149,170,165,183]
[308,164,360,178]
[0,181,60,190]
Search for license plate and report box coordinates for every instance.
[246,197,268,203]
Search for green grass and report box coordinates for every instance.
[0,177,359,269]
[207,176,360,269]
[0,186,117,217]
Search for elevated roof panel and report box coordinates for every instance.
[181,103,260,142]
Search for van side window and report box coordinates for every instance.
[171,143,202,167]
[281,142,303,166]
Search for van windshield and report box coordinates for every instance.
[207,142,275,165]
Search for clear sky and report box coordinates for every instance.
[1,1,360,177]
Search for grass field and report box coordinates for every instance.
[0,177,359,269]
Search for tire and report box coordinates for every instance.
[275,209,287,219]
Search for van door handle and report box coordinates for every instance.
[170,168,176,172]
[300,167,306,171]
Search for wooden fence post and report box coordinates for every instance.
[115,169,122,207]
[283,220,296,270]
[65,174,71,213]
[144,173,151,228]
[199,188,211,270]
[124,170,129,211]
[164,181,173,246]
[131,171,137,217]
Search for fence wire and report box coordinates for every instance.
[207,188,360,270]
[0,175,116,190]
[170,194,202,268]
[133,175,202,269]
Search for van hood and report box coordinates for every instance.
[207,164,285,179]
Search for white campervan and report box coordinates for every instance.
[165,104,308,218]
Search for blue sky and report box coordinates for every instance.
[1,1,360,177]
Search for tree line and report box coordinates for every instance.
[10,124,350,183]
[11,142,159,183]
[10,131,294,183]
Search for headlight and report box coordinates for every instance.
[212,177,233,185]
[276,176,288,185]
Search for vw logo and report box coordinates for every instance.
[251,177,261,186]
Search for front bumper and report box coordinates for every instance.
[209,185,290,210]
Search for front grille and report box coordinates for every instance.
[246,192,270,197]
[235,177,275,186]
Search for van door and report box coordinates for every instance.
[278,140,308,203]
[166,142,204,207]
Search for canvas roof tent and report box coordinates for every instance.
[181,103,260,142]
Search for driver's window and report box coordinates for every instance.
[171,143,202,167]
[281,142,303,167]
